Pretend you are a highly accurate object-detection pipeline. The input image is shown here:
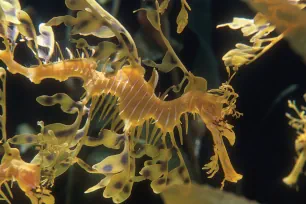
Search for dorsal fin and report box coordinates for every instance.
[148,68,159,90]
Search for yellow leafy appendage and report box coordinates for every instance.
[0,68,54,204]
[283,96,306,186]
[218,0,306,73]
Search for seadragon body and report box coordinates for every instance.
[0,43,242,184]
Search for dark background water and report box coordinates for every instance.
[5,0,306,203]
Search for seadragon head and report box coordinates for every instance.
[186,81,243,186]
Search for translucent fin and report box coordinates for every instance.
[0,190,11,204]
[0,0,21,24]
[148,69,159,90]
[37,23,55,62]
[3,182,12,199]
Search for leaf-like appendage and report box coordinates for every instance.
[176,4,188,34]
[17,10,38,51]
[0,0,21,24]
[92,41,117,61]
[36,93,80,114]
[65,0,87,10]
[283,97,306,186]
[85,129,124,149]
[218,0,306,71]
[134,8,160,31]
[8,134,38,145]
[71,38,90,49]
[143,51,179,73]
[245,0,306,63]
[159,0,170,14]
[217,13,278,71]
[37,23,55,62]
[184,75,207,93]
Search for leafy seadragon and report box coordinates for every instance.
[283,97,306,186]
[0,67,54,204]
[0,0,242,203]
[9,93,92,188]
